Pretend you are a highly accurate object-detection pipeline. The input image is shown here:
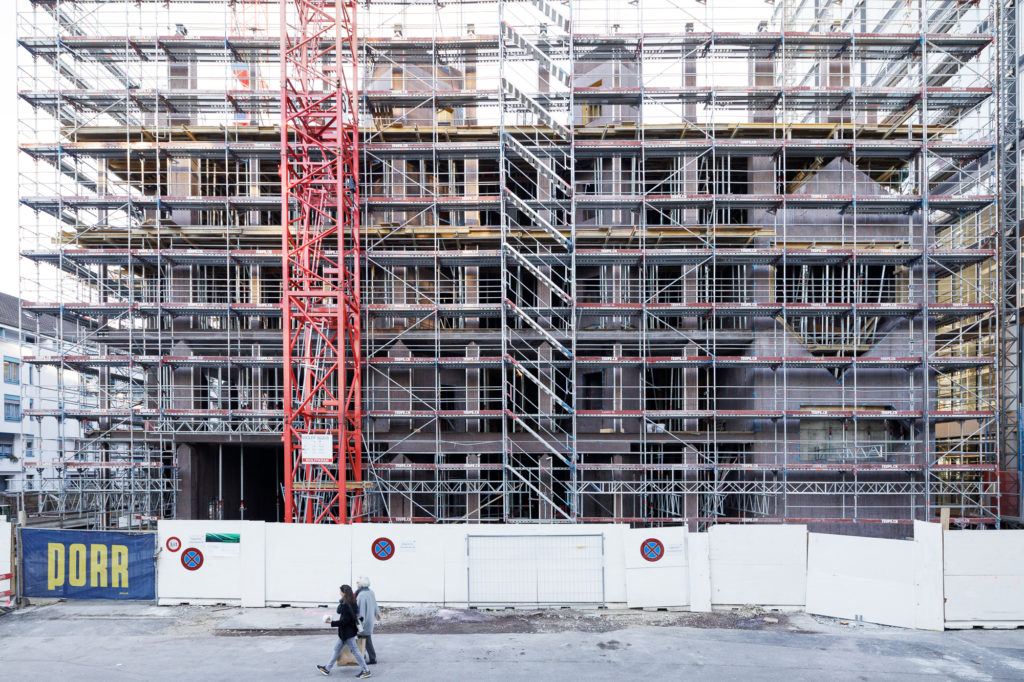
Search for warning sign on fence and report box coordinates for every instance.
[640,538,665,562]
[181,548,204,571]
[372,537,395,561]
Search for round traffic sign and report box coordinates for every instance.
[181,547,204,571]
[165,536,182,552]
[641,538,664,562]
[371,537,395,561]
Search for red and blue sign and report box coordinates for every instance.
[372,537,395,561]
[181,547,204,571]
[641,538,664,562]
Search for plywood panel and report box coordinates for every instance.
[624,526,687,608]
[710,525,807,606]
[944,530,1024,625]
[806,532,915,628]
[157,520,260,605]
[265,524,350,606]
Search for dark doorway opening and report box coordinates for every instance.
[186,444,283,522]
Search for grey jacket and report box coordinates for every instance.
[356,588,381,636]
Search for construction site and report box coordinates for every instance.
[11,0,1020,534]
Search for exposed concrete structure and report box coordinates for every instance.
[13,1,1012,534]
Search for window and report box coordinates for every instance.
[581,371,605,411]
[0,440,13,460]
[24,438,33,460]
[4,395,20,422]
[4,358,19,384]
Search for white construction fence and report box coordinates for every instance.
[149,520,1024,630]
[1,517,11,606]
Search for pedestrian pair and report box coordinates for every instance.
[317,577,381,678]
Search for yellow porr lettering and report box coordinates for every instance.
[90,544,108,588]
[47,543,64,591]
[68,544,87,587]
[111,545,129,589]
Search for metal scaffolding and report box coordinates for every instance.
[13,0,1015,532]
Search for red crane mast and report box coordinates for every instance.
[280,0,362,523]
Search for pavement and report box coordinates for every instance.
[2,601,1024,680]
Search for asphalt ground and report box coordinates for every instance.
[2,602,1023,680]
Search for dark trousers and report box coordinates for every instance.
[358,634,376,662]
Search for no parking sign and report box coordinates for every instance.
[181,547,204,571]
[640,538,664,562]
[372,537,395,561]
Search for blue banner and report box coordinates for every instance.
[21,529,155,600]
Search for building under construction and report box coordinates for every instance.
[14,0,1020,533]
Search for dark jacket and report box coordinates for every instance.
[331,600,360,640]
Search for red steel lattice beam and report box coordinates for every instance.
[281,0,362,523]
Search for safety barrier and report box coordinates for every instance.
[1,519,12,603]
[943,530,1024,628]
[806,522,943,629]
[4,519,1022,630]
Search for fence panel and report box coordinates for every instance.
[467,534,604,606]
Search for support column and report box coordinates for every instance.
[538,453,554,520]
[538,342,554,429]
[466,453,482,522]
[176,443,197,519]
[466,342,481,432]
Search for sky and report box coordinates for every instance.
[1,2,18,297]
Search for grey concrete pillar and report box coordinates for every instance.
[466,453,481,522]
[464,159,480,227]
[612,453,625,521]
[749,46,775,124]
[466,343,481,432]
[539,453,554,520]
[538,342,554,430]
[176,443,197,519]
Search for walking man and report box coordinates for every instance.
[317,585,371,678]
[355,576,382,665]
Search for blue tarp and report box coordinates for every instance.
[21,528,155,600]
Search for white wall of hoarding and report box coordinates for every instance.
[152,520,1024,630]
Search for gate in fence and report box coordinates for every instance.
[466,534,605,607]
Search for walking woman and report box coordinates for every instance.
[317,585,371,678]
